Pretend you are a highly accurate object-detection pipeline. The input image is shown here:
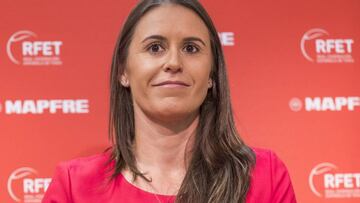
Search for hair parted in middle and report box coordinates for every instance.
[108,0,256,202]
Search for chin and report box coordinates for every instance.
[151,105,197,121]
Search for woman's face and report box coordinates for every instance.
[123,4,213,121]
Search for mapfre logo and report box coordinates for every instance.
[7,30,63,66]
[0,99,90,115]
[301,28,354,63]
[289,96,360,112]
[7,167,51,202]
[309,163,360,198]
[218,32,235,46]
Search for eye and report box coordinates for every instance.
[183,44,199,53]
[147,43,164,54]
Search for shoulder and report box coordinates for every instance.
[55,152,112,185]
[57,152,111,174]
[56,152,113,187]
[42,152,114,203]
[251,147,283,168]
[250,147,287,187]
[246,147,297,203]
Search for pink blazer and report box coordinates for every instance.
[42,148,297,203]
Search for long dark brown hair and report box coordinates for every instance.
[108,0,255,202]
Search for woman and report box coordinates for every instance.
[43,0,297,202]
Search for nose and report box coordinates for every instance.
[163,48,183,73]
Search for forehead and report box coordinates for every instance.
[132,4,210,42]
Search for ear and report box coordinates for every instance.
[119,72,130,87]
[208,78,213,88]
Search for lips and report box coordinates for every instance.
[152,80,190,87]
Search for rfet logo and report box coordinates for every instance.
[301,28,354,63]
[7,167,52,202]
[309,163,360,198]
[7,30,63,66]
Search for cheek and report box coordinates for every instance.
[126,56,158,89]
[187,57,212,86]
[185,58,212,101]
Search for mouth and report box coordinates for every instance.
[152,80,190,87]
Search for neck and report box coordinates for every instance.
[133,107,198,176]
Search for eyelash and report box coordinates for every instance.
[146,42,200,55]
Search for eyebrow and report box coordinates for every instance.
[141,35,206,46]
